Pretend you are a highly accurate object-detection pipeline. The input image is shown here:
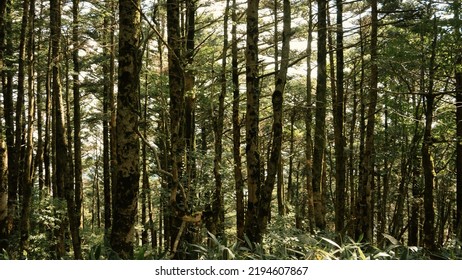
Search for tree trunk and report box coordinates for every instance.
[244,0,261,244]
[110,0,141,259]
[454,0,462,242]
[72,0,83,231]
[357,0,378,243]
[305,0,315,233]
[333,0,346,236]
[103,0,116,239]
[212,0,229,238]
[102,5,112,238]
[259,0,291,237]
[422,19,438,251]
[408,55,424,246]
[17,0,30,256]
[3,0,17,240]
[141,45,150,247]
[231,0,244,242]
[20,0,36,256]
[0,0,8,250]
[312,0,327,230]
[0,140,7,252]
[167,0,186,256]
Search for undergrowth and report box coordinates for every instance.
[2,213,462,260]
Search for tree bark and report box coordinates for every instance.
[102,5,112,238]
[110,0,141,259]
[357,0,378,243]
[333,0,346,236]
[0,3,7,251]
[454,0,462,242]
[312,0,327,230]
[305,0,315,233]
[167,0,186,256]
[231,0,245,242]
[0,141,7,252]
[422,19,438,251]
[3,0,17,240]
[212,0,229,238]
[72,0,83,231]
[259,0,291,237]
[17,0,30,256]
[244,0,261,244]
[20,0,36,256]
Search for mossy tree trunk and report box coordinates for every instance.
[110,0,141,259]
[167,0,186,257]
[244,0,261,244]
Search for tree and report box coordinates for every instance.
[454,0,462,242]
[110,0,142,259]
[356,0,378,243]
[333,0,346,236]
[421,17,438,252]
[259,0,291,237]
[50,0,82,259]
[305,0,315,233]
[231,0,245,241]
[72,0,83,231]
[166,0,186,257]
[244,0,261,244]
[19,0,35,256]
[212,0,230,238]
[0,140,6,252]
[312,0,327,230]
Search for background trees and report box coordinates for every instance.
[0,0,462,259]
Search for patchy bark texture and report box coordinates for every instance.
[244,0,261,243]
[110,0,141,259]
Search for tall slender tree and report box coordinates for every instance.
[312,0,327,230]
[166,0,186,256]
[51,0,82,259]
[212,0,230,238]
[333,0,346,236]
[110,0,141,259]
[231,0,245,241]
[422,17,438,252]
[454,0,462,242]
[305,0,315,233]
[357,0,378,243]
[259,0,291,236]
[244,0,261,243]
[72,0,83,230]
[20,0,36,256]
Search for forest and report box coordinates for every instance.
[0,0,462,260]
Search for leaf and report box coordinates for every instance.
[320,237,341,249]
[243,234,254,251]
[382,233,401,245]
[373,252,392,259]
[400,247,409,260]
[207,231,220,246]
[357,246,367,260]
